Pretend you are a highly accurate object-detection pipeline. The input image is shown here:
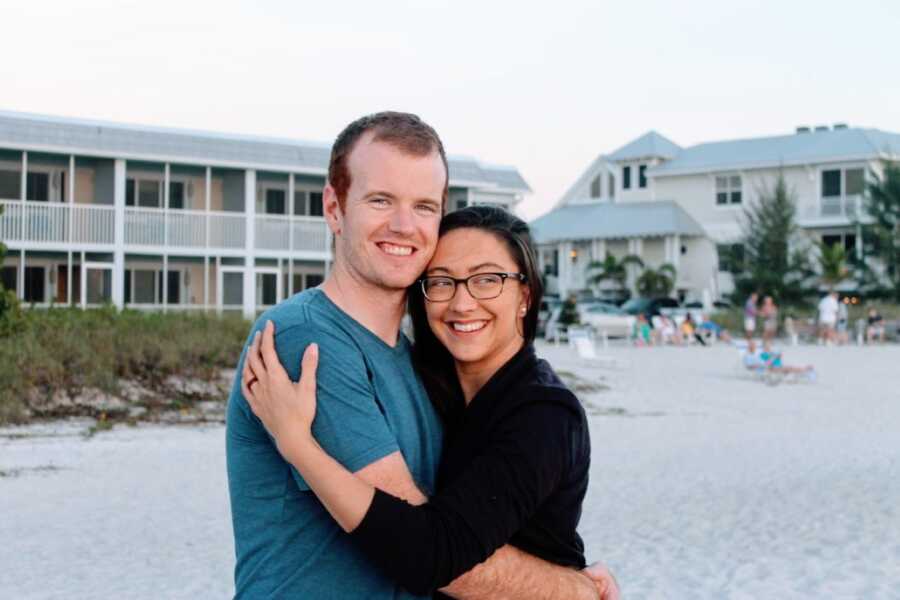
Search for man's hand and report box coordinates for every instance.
[582,562,620,600]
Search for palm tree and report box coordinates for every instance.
[817,241,848,290]
[586,254,644,294]
[636,263,677,297]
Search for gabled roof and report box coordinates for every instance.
[530,200,705,244]
[0,110,530,191]
[651,127,900,176]
[607,131,682,162]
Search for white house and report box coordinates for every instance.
[532,125,900,303]
[0,111,530,318]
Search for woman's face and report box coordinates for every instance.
[423,227,528,373]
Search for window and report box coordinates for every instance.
[265,189,286,214]
[26,172,49,201]
[156,271,181,304]
[125,269,157,304]
[0,169,20,199]
[2,266,17,292]
[822,233,858,258]
[24,266,45,302]
[590,175,601,198]
[126,179,136,206]
[456,198,468,210]
[822,170,841,197]
[293,190,307,215]
[169,181,185,210]
[717,244,744,272]
[306,274,324,288]
[608,174,615,198]
[309,192,323,216]
[139,180,161,208]
[715,175,742,205]
[638,165,647,188]
[623,166,631,190]
[845,169,864,195]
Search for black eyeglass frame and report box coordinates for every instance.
[418,272,527,302]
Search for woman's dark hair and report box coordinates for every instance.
[408,205,544,422]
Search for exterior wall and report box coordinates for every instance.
[641,238,666,266]
[678,237,717,301]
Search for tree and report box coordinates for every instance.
[0,203,16,323]
[862,163,900,300]
[586,254,644,296]
[636,263,677,297]
[816,241,848,290]
[731,173,814,304]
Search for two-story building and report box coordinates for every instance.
[0,111,529,318]
[532,125,900,304]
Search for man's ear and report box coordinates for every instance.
[323,184,343,236]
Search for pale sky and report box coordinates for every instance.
[3,0,899,219]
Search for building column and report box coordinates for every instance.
[243,169,257,319]
[558,241,571,297]
[203,256,210,311]
[66,251,73,306]
[671,234,680,271]
[17,250,24,301]
[162,163,170,312]
[591,239,606,261]
[20,151,27,243]
[215,255,222,316]
[112,159,126,310]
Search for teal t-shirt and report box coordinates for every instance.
[226,288,443,599]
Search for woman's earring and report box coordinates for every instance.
[519,306,527,316]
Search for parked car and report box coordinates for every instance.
[620,297,681,321]
[578,302,636,338]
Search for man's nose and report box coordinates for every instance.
[388,206,416,235]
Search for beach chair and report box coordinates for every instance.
[571,333,628,369]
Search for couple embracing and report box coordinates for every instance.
[226,112,619,599]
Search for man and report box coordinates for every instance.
[817,291,839,345]
[226,112,618,599]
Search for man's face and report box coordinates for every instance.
[325,133,445,292]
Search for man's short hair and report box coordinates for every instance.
[328,111,449,210]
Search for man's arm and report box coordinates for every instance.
[441,545,599,600]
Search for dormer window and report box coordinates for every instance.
[639,165,647,188]
[590,175,601,198]
[715,175,742,205]
[623,166,632,190]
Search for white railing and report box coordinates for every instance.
[803,194,866,220]
[125,208,166,246]
[255,215,292,250]
[1,200,328,252]
[209,211,245,249]
[291,218,329,252]
[71,204,115,244]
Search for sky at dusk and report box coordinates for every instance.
[3,0,899,219]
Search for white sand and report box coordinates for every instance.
[2,342,899,599]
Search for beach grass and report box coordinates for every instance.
[0,306,248,425]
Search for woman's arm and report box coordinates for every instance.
[242,321,377,532]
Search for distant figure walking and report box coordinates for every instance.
[867,307,886,344]
[818,291,839,345]
[836,298,849,345]
[761,296,778,345]
[744,292,759,342]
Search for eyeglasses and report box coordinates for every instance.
[419,272,526,302]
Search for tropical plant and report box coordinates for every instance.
[636,263,677,297]
[731,173,814,304]
[557,294,580,327]
[816,241,848,290]
[586,254,644,293]
[862,163,900,300]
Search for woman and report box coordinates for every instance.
[242,207,606,598]
[761,295,778,344]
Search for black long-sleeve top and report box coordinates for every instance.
[350,344,591,596]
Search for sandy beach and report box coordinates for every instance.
[2,341,899,599]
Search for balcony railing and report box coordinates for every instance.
[801,194,868,221]
[0,200,329,253]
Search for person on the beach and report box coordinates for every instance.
[761,295,778,345]
[242,206,618,599]
[744,292,759,341]
[743,340,814,377]
[836,298,849,345]
[634,313,653,346]
[226,113,617,599]
[866,307,885,344]
[817,291,839,345]
[681,313,706,346]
